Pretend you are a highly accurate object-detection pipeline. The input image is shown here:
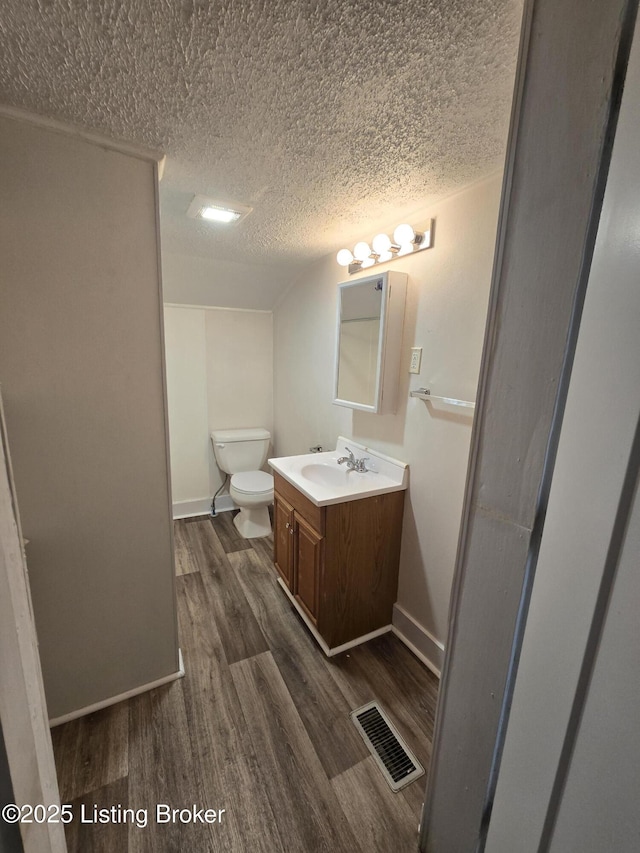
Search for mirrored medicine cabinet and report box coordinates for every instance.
[333,270,407,414]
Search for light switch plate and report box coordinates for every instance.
[409,347,422,374]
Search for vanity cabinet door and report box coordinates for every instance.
[274,493,294,589]
[294,512,323,623]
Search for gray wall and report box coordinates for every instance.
[0,115,178,720]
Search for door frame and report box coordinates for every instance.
[0,391,66,853]
[419,0,640,849]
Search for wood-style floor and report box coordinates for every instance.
[52,512,439,852]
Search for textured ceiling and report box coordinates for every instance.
[0,0,522,278]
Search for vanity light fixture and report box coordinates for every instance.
[337,219,434,274]
[186,194,253,225]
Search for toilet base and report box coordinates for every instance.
[233,505,272,539]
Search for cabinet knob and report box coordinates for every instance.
[289,528,294,535]
[285,522,290,529]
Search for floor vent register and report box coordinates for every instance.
[350,701,425,792]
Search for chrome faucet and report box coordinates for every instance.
[337,447,356,469]
[337,447,370,473]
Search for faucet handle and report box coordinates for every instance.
[356,456,370,472]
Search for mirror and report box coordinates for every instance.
[334,271,407,414]
[336,276,384,409]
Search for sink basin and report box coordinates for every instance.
[300,463,351,488]
[269,437,408,507]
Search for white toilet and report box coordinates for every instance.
[210,428,274,539]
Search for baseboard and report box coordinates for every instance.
[276,577,392,656]
[213,494,235,513]
[392,604,444,678]
[173,498,212,519]
[173,495,236,519]
[49,649,185,727]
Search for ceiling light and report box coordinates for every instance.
[186,194,253,225]
[200,205,241,223]
[337,219,434,274]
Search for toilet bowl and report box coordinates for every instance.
[211,428,274,539]
[229,469,274,538]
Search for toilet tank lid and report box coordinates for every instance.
[211,428,271,443]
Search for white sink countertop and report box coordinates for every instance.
[269,436,409,507]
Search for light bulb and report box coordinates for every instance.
[200,206,242,223]
[361,257,376,268]
[372,233,392,254]
[398,243,414,256]
[336,248,354,267]
[354,241,372,261]
[393,223,416,246]
[377,250,393,263]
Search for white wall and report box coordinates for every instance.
[273,174,502,671]
[164,305,273,515]
[0,114,179,720]
[162,250,292,310]
[164,307,210,506]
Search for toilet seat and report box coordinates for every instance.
[230,470,274,496]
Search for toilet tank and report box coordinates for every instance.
[211,428,271,474]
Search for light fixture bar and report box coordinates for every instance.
[337,219,434,274]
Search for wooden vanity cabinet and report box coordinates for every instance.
[273,493,294,589]
[273,477,325,624]
[272,472,405,651]
[292,513,323,623]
